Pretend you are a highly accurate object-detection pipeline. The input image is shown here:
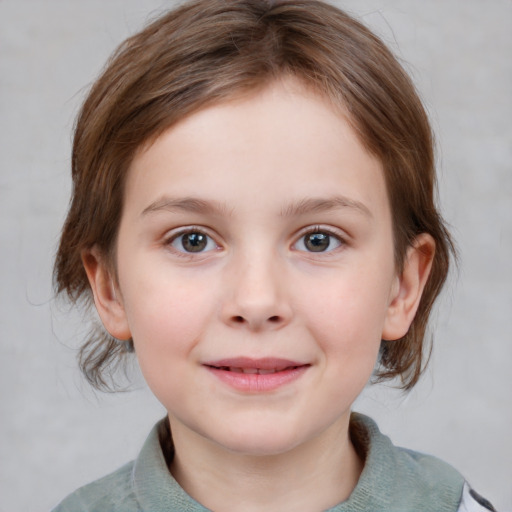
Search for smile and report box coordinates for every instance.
[213,366,297,375]
[203,358,310,392]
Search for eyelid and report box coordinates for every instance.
[292,225,348,253]
[163,225,222,256]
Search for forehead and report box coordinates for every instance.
[124,78,388,220]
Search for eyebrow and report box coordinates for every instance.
[141,197,231,217]
[279,196,372,218]
[141,195,372,219]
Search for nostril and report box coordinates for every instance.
[268,316,280,323]
[233,316,245,323]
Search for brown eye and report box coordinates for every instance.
[304,232,330,252]
[294,230,343,253]
[171,231,216,253]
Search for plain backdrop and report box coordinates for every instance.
[0,1,511,511]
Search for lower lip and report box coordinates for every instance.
[205,366,309,392]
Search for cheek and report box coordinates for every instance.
[297,265,392,366]
[121,274,215,379]
[307,272,390,325]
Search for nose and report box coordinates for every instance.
[220,252,293,332]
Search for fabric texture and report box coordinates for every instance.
[52,413,478,512]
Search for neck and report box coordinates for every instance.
[169,414,363,512]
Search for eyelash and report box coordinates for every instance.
[163,225,346,258]
[164,226,220,258]
[293,225,346,254]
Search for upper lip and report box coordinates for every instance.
[203,357,308,371]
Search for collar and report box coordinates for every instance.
[132,413,464,512]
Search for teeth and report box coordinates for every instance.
[239,367,258,374]
[212,365,302,374]
[258,369,277,375]
[227,367,279,374]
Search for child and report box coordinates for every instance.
[52,0,496,510]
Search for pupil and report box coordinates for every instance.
[182,232,207,252]
[305,232,329,252]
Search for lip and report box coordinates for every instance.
[203,357,310,392]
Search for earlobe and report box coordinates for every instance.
[382,234,435,341]
[82,248,132,341]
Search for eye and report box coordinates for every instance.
[294,229,343,253]
[169,230,218,253]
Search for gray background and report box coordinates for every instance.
[0,1,511,511]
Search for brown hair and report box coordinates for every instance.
[54,0,455,391]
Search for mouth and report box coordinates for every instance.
[203,358,310,392]
[207,366,300,375]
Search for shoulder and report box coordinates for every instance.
[51,461,140,512]
[395,445,496,511]
[50,418,208,512]
[398,445,465,487]
[397,450,496,510]
[348,414,463,511]
[348,413,498,512]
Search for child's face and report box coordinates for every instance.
[90,78,416,456]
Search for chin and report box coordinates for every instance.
[209,422,310,457]
[223,438,301,457]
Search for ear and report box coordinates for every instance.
[382,233,435,341]
[82,247,132,341]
